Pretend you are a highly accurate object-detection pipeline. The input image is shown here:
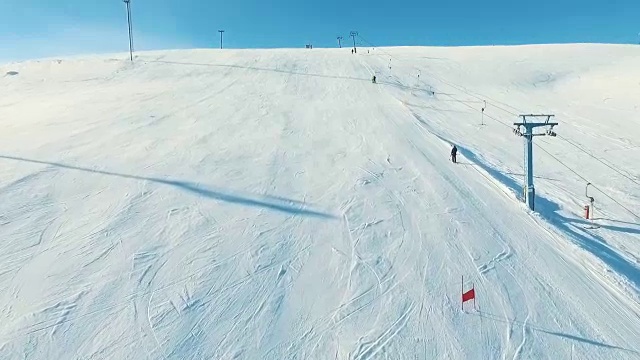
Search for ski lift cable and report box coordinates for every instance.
[434,85,640,220]
[556,135,640,187]
[535,146,640,220]
[356,34,639,219]
[417,58,640,206]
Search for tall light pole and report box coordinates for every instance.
[218,30,225,49]
[350,31,358,53]
[337,36,343,48]
[123,0,134,62]
[513,114,558,210]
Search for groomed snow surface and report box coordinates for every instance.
[1,44,639,359]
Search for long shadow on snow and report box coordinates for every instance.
[402,102,470,114]
[0,155,337,220]
[377,80,434,94]
[148,60,370,83]
[410,113,640,290]
[597,218,640,227]
[473,311,640,354]
[459,145,640,290]
[151,60,440,96]
[504,172,562,182]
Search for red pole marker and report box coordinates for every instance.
[462,288,475,303]
[462,277,476,311]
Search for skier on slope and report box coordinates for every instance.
[451,145,458,163]
[372,75,377,84]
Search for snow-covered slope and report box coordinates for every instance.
[0,44,638,359]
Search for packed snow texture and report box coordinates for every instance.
[0,44,639,359]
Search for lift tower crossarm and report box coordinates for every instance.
[513,114,558,210]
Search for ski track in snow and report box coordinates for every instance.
[1,45,639,359]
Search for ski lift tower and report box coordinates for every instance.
[350,31,358,53]
[513,114,558,211]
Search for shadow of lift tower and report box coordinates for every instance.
[513,114,558,211]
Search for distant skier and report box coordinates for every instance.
[372,75,377,84]
[451,145,458,163]
[351,49,354,54]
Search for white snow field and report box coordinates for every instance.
[1,44,639,359]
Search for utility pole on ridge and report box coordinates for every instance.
[123,0,134,62]
[218,30,225,49]
[337,36,343,48]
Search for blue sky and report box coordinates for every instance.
[2,0,639,61]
